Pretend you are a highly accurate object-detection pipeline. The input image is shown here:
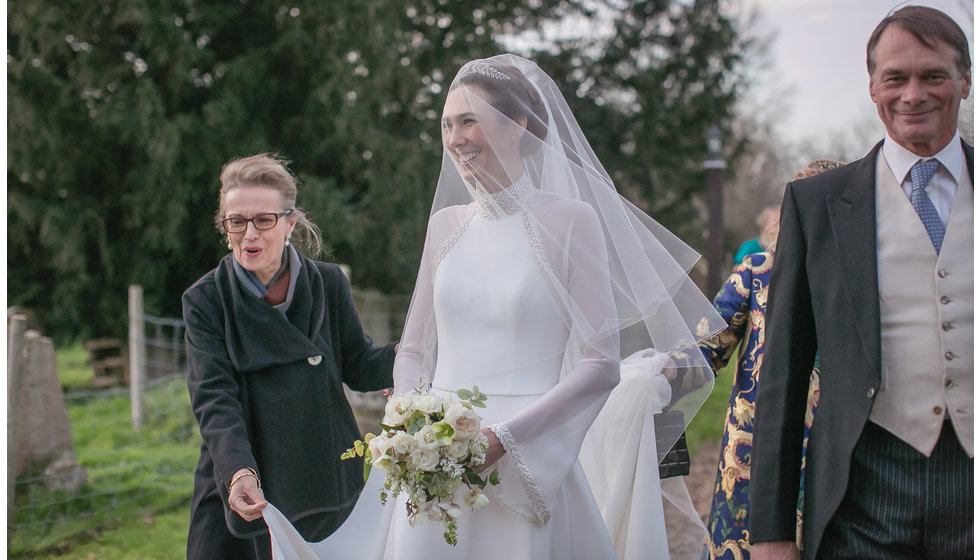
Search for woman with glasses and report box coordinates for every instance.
[182,153,396,560]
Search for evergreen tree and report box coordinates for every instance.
[8,1,754,343]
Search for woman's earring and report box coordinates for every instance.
[227,240,232,250]
[285,232,292,246]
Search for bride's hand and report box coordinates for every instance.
[480,427,505,467]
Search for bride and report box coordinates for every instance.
[263,54,722,559]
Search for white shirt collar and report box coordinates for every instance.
[881,133,965,184]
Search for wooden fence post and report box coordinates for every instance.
[128,286,146,431]
[7,314,27,517]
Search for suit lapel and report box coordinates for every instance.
[961,140,974,185]
[826,144,882,376]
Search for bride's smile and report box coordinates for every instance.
[442,85,524,192]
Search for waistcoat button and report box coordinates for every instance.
[940,296,951,304]
[942,321,953,331]
[945,379,954,389]
[945,351,956,360]
[933,406,943,415]
[938,269,948,278]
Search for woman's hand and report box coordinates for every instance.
[480,427,506,467]
[751,541,800,560]
[228,468,268,522]
[661,355,678,381]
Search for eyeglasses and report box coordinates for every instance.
[221,210,293,233]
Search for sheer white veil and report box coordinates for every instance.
[394,53,724,461]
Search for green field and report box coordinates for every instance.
[11,345,198,559]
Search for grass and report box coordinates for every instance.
[10,344,199,558]
[24,508,190,560]
[55,343,94,391]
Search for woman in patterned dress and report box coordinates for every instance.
[700,160,842,560]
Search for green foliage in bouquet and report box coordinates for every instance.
[342,386,498,545]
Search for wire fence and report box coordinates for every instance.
[8,316,197,556]
[7,285,407,556]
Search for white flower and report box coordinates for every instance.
[464,489,490,509]
[389,431,416,458]
[413,393,444,415]
[446,439,470,461]
[408,447,441,472]
[383,393,415,425]
[444,403,482,440]
[442,503,462,519]
[368,435,396,474]
[414,424,441,450]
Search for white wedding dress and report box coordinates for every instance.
[264,187,679,559]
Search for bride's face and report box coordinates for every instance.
[441,85,523,192]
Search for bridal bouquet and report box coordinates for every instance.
[342,386,499,546]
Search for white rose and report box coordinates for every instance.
[412,393,444,415]
[368,436,396,474]
[444,404,482,440]
[446,439,470,461]
[408,447,440,472]
[383,393,415,426]
[389,431,416,458]
[414,424,441,450]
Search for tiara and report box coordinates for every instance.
[464,61,511,81]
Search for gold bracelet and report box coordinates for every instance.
[229,468,260,493]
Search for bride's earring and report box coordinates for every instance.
[285,232,292,246]
[227,239,232,250]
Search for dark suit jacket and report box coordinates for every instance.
[748,139,974,559]
[183,254,395,540]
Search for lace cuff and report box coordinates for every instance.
[489,423,551,524]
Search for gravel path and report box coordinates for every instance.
[665,439,719,558]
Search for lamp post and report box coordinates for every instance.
[704,124,726,294]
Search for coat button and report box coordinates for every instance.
[938,269,948,278]
[933,406,943,415]
[940,296,951,304]
[308,355,322,366]
[945,351,956,361]
[866,387,876,398]
[942,321,953,331]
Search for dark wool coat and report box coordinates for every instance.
[183,253,395,540]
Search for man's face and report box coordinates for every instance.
[869,24,971,156]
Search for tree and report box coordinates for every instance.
[8,1,565,342]
[8,0,755,342]
[518,0,757,247]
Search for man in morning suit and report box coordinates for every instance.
[749,6,973,560]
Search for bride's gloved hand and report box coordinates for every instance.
[228,468,268,521]
[480,427,505,468]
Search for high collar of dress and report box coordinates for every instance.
[473,174,532,220]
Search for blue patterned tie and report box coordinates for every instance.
[909,159,944,254]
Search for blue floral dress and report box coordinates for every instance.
[700,252,818,560]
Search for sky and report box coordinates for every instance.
[747,0,974,145]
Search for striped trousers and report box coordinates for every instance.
[818,420,972,559]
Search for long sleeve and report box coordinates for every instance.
[324,263,396,392]
[391,207,457,394]
[183,281,258,491]
[749,184,817,543]
[699,256,758,371]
